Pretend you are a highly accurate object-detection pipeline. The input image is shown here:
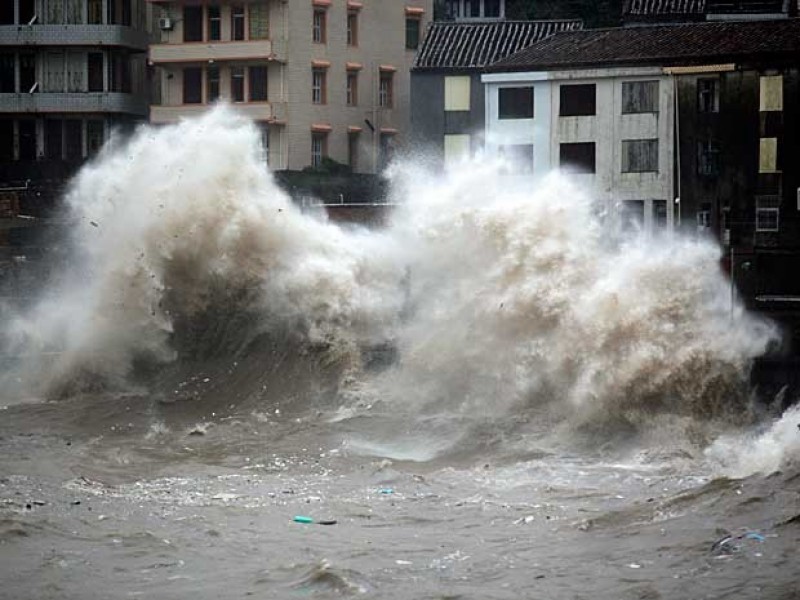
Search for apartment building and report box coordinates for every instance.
[0,0,151,209]
[148,0,432,174]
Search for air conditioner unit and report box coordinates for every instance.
[159,17,173,31]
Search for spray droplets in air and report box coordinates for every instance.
[0,105,788,472]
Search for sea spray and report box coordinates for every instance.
[0,105,782,450]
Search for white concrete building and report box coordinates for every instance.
[482,66,676,233]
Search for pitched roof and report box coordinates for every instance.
[623,0,706,16]
[412,19,583,71]
[488,18,800,71]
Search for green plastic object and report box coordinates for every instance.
[293,515,314,524]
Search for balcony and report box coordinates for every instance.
[0,25,149,51]
[149,39,285,65]
[150,101,287,124]
[0,93,147,115]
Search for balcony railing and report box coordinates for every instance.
[149,39,284,64]
[0,25,149,50]
[150,101,287,124]
[0,92,147,115]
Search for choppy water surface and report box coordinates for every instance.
[1,107,798,599]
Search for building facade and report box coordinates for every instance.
[148,0,432,174]
[411,17,581,169]
[0,0,151,215]
[622,0,797,25]
[483,67,675,233]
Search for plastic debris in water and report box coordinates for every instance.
[379,488,394,495]
[293,515,314,524]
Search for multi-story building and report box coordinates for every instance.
[147,0,431,174]
[411,16,581,169]
[0,0,151,214]
[484,18,800,344]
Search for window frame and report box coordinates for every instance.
[207,64,220,103]
[183,66,203,104]
[231,66,245,102]
[347,11,358,47]
[559,83,596,117]
[498,86,534,120]
[312,9,326,44]
[311,132,327,168]
[559,142,596,174]
[248,65,268,102]
[379,72,394,109]
[207,5,221,42]
[231,5,246,41]
[405,17,421,50]
[312,68,327,105]
[755,196,780,232]
[346,71,358,106]
[621,80,659,114]
[621,139,659,174]
[697,78,719,113]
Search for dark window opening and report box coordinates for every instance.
[622,139,658,173]
[348,133,358,170]
[183,6,203,42]
[484,0,501,17]
[653,199,668,229]
[88,53,104,92]
[0,3,14,25]
[18,119,36,161]
[465,0,480,17]
[88,0,103,24]
[498,144,534,173]
[64,119,82,160]
[0,54,15,93]
[0,120,14,161]
[697,78,719,113]
[19,54,35,94]
[87,120,104,156]
[108,53,130,93]
[560,84,596,117]
[559,142,595,173]
[183,67,202,104]
[19,0,35,24]
[249,66,267,101]
[621,80,658,114]
[121,0,131,26]
[405,18,420,50]
[498,87,534,120]
[379,133,394,170]
[207,65,220,102]
[697,139,719,176]
[208,6,221,41]
[348,12,358,46]
[231,67,245,102]
[45,120,63,160]
[232,5,245,41]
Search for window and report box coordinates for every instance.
[87,120,104,156]
[346,71,358,106]
[379,133,395,170]
[232,5,245,41]
[249,66,268,101]
[697,78,719,113]
[653,200,668,229]
[0,120,12,161]
[498,87,533,119]
[231,67,245,102]
[759,137,778,173]
[19,53,35,94]
[559,142,595,173]
[760,75,783,112]
[621,200,645,232]
[207,65,220,102]
[406,17,420,50]
[183,6,203,42]
[0,55,14,93]
[621,80,658,114]
[484,0,501,17]
[622,139,658,173]
[348,132,358,170]
[311,132,327,168]
[88,53,104,92]
[312,10,326,43]
[465,0,480,17]
[0,3,13,24]
[183,67,202,104]
[445,76,470,111]
[755,196,780,232]
[312,69,326,104]
[498,144,534,174]
[208,6,221,41]
[259,123,269,165]
[697,202,711,232]
[108,53,130,93]
[249,3,269,40]
[45,120,63,159]
[697,139,719,176]
[559,84,596,117]
[64,119,82,160]
[379,72,393,108]
[18,119,36,161]
[88,0,103,24]
[348,12,358,46]
[444,134,470,166]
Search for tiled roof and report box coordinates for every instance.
[489,18,800,71]
[623,0,706,16]
[412,20,583,71]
